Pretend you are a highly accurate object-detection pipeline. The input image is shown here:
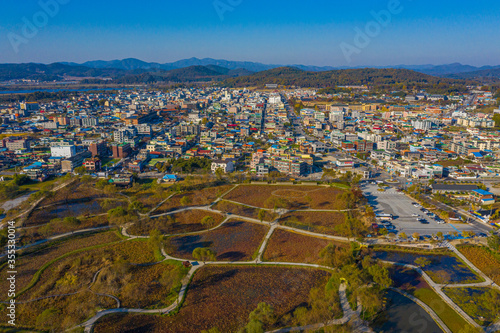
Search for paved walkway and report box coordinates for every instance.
[257,224,277,263]
[0,225,112,258]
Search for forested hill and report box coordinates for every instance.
[222,67,471,93]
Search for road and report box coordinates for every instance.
[420,194,493,235]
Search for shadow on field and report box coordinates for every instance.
[172,235,213,255]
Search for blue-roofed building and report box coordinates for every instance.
[162,174,178,182]
[470,189,495,205]
[472,152,483,159]
[22,162,49,182]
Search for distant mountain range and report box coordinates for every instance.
[0,62,253,83]
[60,58,500,79]
[0,58,498,87]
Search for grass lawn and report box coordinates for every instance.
[414,288,474,333]
[101,158,120,167]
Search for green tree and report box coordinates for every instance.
[128,200,145,213]
[242,320,264,333]
[215,167,224,180]
[149,229,163,251]
[356,286,385,321]
[487,232,500,252]
[74,166,87,175]
[320,243,354,268]
[367,264,393,287]
[249,302,275,326]
[201,215,216,230]
[180,196,192,206]
[493,113,500,128]
[107,206,129,225]
[258,209,266,223]
[63,216,80,226]
[414,257,431,267]
[241,302,275,333]
[192,247,216,263]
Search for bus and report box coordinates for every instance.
[376,213,393,221]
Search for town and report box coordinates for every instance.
[0,82,499,332]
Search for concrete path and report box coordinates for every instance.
[0,225,112,258]
[147,191,178,215]
[256,224,277,263]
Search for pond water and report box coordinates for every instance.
[49,201,102,217]
[371,289,443,333]
[373,251,481,284]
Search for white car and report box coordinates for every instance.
[436,220,446,224]
[412,213,419,217]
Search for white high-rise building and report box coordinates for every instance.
[50,144,76,158]
[411,120,433,131]
[269,95,282,104]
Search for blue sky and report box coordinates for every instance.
[0,0,499,66]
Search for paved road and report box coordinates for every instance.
[420,194,494,235]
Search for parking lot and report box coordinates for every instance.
[362,183,480,238]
